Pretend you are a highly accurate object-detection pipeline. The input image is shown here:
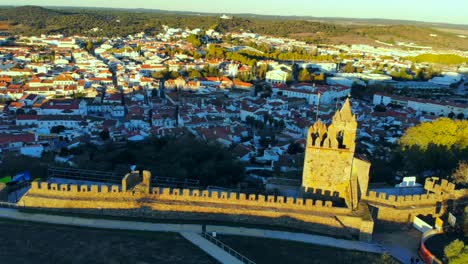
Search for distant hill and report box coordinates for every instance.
[0,6,65,23]
[0,5,467,51]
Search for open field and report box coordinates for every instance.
[0,220,216,264]
[217,235,398,264]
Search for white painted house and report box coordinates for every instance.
[266,69,289,85]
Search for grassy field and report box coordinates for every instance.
[217,235,398,264]
[0,220,216,264]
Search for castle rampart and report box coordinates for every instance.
[362,178,468,222]
[27,181,352,215]
[20,178,374,240]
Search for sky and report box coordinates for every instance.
[2,0,468,25]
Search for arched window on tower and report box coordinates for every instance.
[337,131,346,149]
[320,133,328,147]
[311,132,319,146]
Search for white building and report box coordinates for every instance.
[266,69,289,85]
[273,83,350,105]
[335,73,392,85]
[373,93,468,117]
[20,145,44,158]
[429,72,462,86]
[228,63,239,77]
[299,62,337,73]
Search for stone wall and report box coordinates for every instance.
[121,171,140,192]
[424,178,467,199]
[303,147,354,192]
[25,181,352,215]
[364,191,443,207]
[363,178,468,223]
[20,180,373,240]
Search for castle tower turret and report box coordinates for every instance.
[331,98,357,152]
[302,99,368,209]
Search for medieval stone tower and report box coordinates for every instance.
[302,98,370,209]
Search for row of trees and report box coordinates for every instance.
[405,54,468,65]
[298,68,326,83]
[389,66,439,81]
[151,65,222,79]
[206,44,334,64]
[69,135,246,188]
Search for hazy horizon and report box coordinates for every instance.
[1,0,467,25]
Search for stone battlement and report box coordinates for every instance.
[364,191,442,207]
[362,178,468,223]
[424,178,455,192]
[29,181,352,215]
[364,178,468,208]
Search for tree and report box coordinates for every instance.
[50,125,66,134]
[151,71,164,79]
[278,119,285,129]
[186,34,202,48]
[287,142,304,155]
[374,104,386,112]
[343,62,356,73]
[188,70,202,79]
[259,136,272,148]
[400,118,467,151]
[134,45,142,53]
[169,71,180,79]
[245,116,255,128]
[451,161,468,185]
[314,72,325,84]
[85,40,94,52]
[99,130,110,141]
[298,68,311,82]
[444,239,468,264]
[398,118,468,178]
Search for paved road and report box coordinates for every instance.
[0,208,388,258]
[374,228,422,264]
[205,225,383,254]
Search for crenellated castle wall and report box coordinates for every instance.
[26,181,352,215]
[19,180,374,241]
[362,178,468,222]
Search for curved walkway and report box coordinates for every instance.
[0,208,385,257]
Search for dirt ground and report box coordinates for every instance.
[0,220,217,264]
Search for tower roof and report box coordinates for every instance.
[340,98,354,121]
